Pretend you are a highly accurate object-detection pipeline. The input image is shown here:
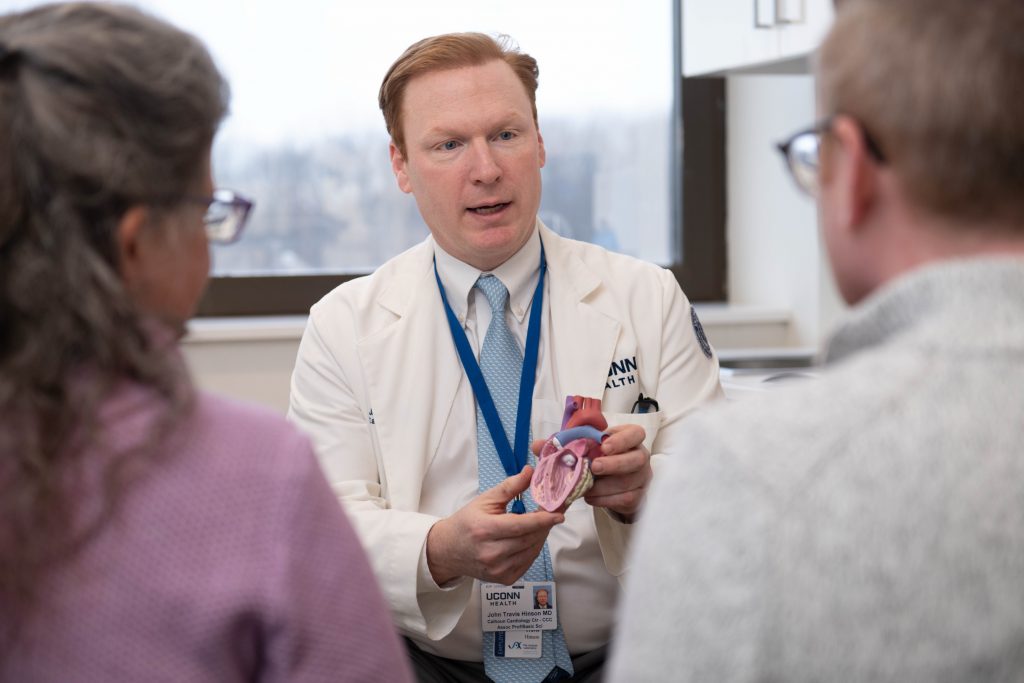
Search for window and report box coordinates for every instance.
[15,0,726,312]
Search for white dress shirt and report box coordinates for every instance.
[415,229,620,659]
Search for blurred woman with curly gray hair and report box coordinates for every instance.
[0,4,411,681]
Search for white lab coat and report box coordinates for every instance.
[288,222,723,644]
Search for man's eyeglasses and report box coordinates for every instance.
[185,189,254,244]
[775,116,886,196]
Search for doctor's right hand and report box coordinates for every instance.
[425,465,564,587]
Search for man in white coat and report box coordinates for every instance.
[289,32,722,681]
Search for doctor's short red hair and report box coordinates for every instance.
[378,32,539,158]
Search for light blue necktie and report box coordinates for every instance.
[475,274,573,683]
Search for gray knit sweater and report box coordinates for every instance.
[609,258,1024,682]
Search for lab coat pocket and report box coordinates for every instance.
[603,411,662,454]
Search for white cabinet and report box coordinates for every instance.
[681,0,834,76]
[777,0,835,60]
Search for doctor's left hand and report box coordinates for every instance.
[534,423,652,523]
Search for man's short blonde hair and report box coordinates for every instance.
[818,0,1024,226]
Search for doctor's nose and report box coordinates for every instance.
[468,141,502,184]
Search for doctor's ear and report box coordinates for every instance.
[389,142,413,194]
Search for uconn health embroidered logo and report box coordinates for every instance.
[606,356,637,390]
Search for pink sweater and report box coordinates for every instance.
[4,387,412,683]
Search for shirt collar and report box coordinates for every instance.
[433,226,542,324]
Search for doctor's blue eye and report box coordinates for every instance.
[441,140,459,151]
[498,131,516,141]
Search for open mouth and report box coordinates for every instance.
[468,202,510,216]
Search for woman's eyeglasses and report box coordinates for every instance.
[185,189,254,244]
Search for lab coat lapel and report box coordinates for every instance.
[541,226,622,400]
[356,246,461,509]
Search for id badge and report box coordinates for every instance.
[480,581,558,632]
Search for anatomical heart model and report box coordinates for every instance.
[531,395,608,512]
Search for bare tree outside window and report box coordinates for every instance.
[5,0,725,313]
[142,0,675,274]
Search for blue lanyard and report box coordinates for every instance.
[433,246,547,512]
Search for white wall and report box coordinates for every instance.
[183,318,304,414]
[726,74,845,349]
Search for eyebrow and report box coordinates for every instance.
[420,111,531,140]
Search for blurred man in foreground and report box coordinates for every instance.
[609,0,1024,680]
